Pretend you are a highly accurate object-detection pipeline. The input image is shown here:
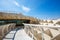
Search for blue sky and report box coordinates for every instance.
[0,0,60,20]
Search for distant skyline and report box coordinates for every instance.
[0,0,60,20]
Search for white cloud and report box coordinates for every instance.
[0,0,31,12]
[22,6,30,12]
[13,1,20,7]
[13,0,30,12]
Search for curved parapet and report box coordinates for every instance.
[23,23,60,40]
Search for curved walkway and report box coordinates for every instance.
[3,28,33,40]
[14,29,33,40]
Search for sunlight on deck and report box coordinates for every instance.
[14,29,33,40]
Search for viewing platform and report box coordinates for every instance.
[0,23,60,40]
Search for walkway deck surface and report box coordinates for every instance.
[3,29,33,40]
[14,29,33,40]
